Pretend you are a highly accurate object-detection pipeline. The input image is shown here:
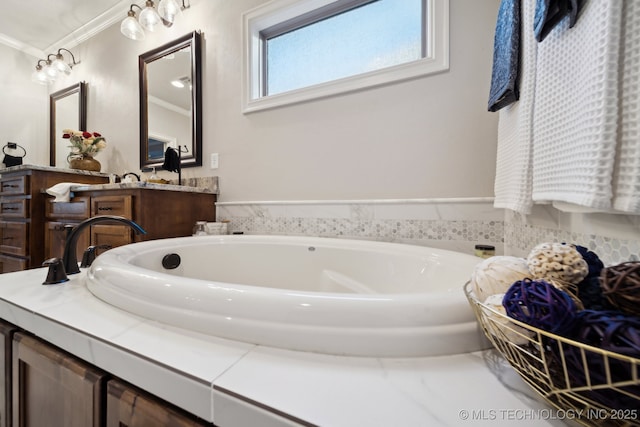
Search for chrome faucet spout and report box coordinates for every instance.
[62,215,146,275]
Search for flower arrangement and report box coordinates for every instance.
[62,129,107,159]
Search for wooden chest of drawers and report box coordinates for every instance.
[0,167,108,273]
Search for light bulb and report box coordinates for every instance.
[51,56,72,75]
[139,1,162,32]
[158,0,181,26]
[121,13,145,40]
[31,68,50,85]
[44,62,59,81]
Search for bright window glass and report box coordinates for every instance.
[264,0,423,95]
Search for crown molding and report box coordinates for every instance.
[45,0,142,52]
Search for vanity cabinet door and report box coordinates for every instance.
[91,225,132,255]
[0,321,17,427]
[44,221,90,261]
[106,379,211,427]
[12,332,106,427]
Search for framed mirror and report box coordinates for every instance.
[50,82,87,167]
[139,31,202,170]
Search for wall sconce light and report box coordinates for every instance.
[31,48,80,85]
[121,0,190,41]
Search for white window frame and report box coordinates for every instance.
[242,0,450,113]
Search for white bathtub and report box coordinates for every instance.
[86,235,488,357]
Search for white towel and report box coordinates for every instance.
[46,182,84,202]
[493,0,538,214]
[612,0,640,213]
[531,0,623,210]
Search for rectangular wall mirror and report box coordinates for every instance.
[139,31,202,170]
[49,82,87,167]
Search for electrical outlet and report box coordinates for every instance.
[210,153,219,169]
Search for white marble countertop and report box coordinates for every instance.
[70,181,216,194]
[0,267,570,426]
[0,164,109,177]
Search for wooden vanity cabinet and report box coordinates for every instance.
[5,331,213,427]
[106,379,211,427]
[0,168,108,272]
[80,187,216,250]
[12,332,107,427]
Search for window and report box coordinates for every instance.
[243,0,449,112]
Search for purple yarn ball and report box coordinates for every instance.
[560,310,640,409]
[503,279,578,335]
[572,310,640,357]
[575,245,604,279]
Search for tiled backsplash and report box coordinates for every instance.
[216,198,640,266]
[216,198,504,256]
[504,205,640,266]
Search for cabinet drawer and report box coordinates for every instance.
[0,254,27,273]
[91,196,132,218]
[46,197,90,220]
[0,199,28,218]
[0,176,28,196]
[0,222,28,256]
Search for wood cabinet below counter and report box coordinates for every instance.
[45,185,217,260]
[0,167,108,273]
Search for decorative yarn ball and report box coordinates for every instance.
[470,256,530,302]
[600,261,640,317]
[561,310,640,409]
[503,279,578,335]
[575,245,604,279]
[572,310,640,357]
[483,294,533,345]
[577,276,614,311]
[527,242,588,285]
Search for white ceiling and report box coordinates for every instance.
[0,0,134,57]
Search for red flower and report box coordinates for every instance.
[82,131,92,139]
[93,132,102,137]
[62,133,71,139]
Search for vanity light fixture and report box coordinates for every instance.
[120,0,191,40]
[31,48,80,85]
[121,0,190,40]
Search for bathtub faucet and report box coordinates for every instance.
[62,215,146,275]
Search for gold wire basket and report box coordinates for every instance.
[464,282,640,427]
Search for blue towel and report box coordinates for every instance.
[534,0,587,42]
[488,0,521,112]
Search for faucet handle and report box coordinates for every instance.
[80,245,112,268]
[42,258,69,285]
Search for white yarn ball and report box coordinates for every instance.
[470,256,531,302]
[483,294,533,345]
[527,242,588,284]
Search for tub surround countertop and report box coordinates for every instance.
[0,268,567,427]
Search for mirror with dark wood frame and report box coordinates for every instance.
[139,31,202,170]
[49,82,87,167]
